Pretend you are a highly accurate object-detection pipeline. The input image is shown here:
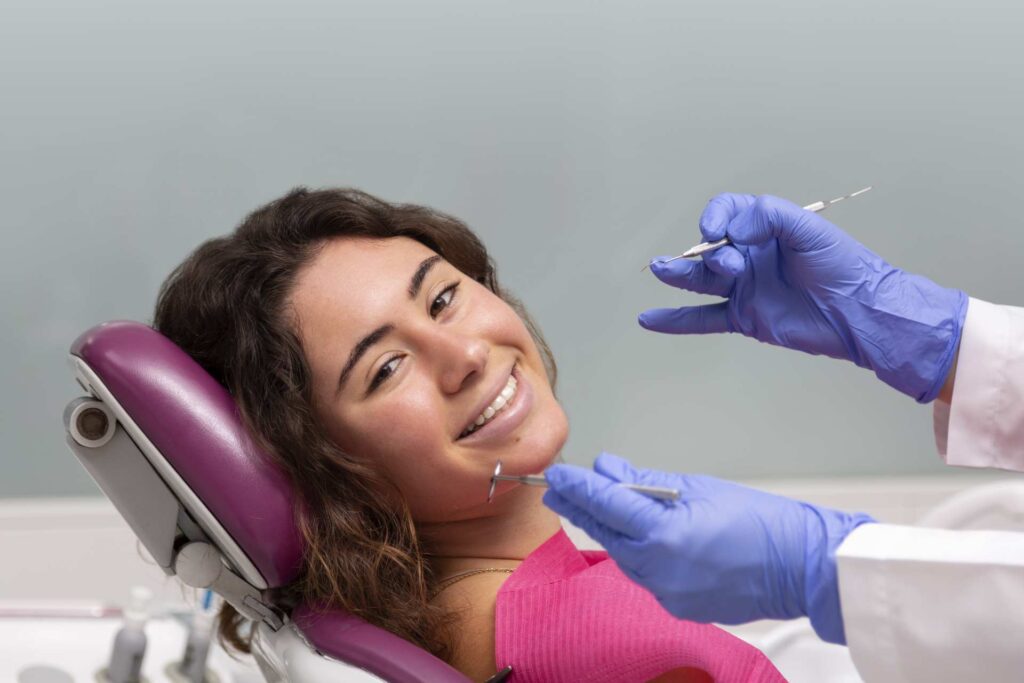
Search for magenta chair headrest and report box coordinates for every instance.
[71,320,304,587]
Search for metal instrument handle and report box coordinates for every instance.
[495,473,679,502]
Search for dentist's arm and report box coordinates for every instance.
[544,455,1024,683]
[644,192,1024,470]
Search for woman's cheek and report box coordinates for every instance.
[364,398,444,461]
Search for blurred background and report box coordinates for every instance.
[3,0,1022,495]
[4,2,1023,679]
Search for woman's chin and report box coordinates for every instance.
[511,404,569,474]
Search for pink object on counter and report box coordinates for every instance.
[496,529,785,682]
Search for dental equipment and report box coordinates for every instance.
[641,186,872,271]
[103,586,151,683]
[487,459,680,503]
[173,590,215,683]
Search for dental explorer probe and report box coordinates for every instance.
[487,459,680,503]
[641,186,872,271]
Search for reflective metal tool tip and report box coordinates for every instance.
[487,459,502,503]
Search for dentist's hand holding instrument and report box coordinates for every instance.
[543,453,874,645]
[641,192,967,402]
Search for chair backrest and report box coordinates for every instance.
[68,321,471,682]
[71,320,303,588]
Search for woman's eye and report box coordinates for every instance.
[369,356,401,392]
[430,282,459,318]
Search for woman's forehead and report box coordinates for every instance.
[290,236,443,348]
[297,237,437,297]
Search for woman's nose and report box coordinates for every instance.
[434,330,489,394]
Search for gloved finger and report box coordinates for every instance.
[593,452,691,492]
[699,193,757,241]
[700,244,746,277]
[726,194,824,251]
[648,257,733,297]
[542,489,627,551]
[638,303,732,335]
[545,464,663,540]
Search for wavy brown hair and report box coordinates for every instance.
[153,187,557,661]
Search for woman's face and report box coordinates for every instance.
[290,236,569,523]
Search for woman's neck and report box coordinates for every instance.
[418,485,562,576]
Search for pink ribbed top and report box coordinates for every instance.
[495,529,786,682]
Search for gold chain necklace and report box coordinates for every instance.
[431,567,516,599]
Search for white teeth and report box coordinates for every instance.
[461,371,519,437]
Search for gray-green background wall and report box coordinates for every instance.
[3,0,1021,496]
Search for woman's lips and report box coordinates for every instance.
[457,364,532,445]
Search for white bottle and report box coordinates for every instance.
[105,586,151,683]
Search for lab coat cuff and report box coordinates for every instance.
[934,298,1024,471]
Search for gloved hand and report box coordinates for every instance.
[641,193,968,402]
[543,452,875,645]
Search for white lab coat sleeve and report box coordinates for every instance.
[834,299,1024,681]
[933,298,1024,471]
[837,523,1024,682]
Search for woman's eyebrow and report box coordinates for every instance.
[335,254,443,395]
[408,254,442,298]
[336,324,394,395]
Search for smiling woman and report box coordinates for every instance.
[153,187,565,671]
[152,188,783,682]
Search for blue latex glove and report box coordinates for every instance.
[543,453,876,645]
[641,194,968,402]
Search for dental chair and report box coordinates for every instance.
[63,321,480,683]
